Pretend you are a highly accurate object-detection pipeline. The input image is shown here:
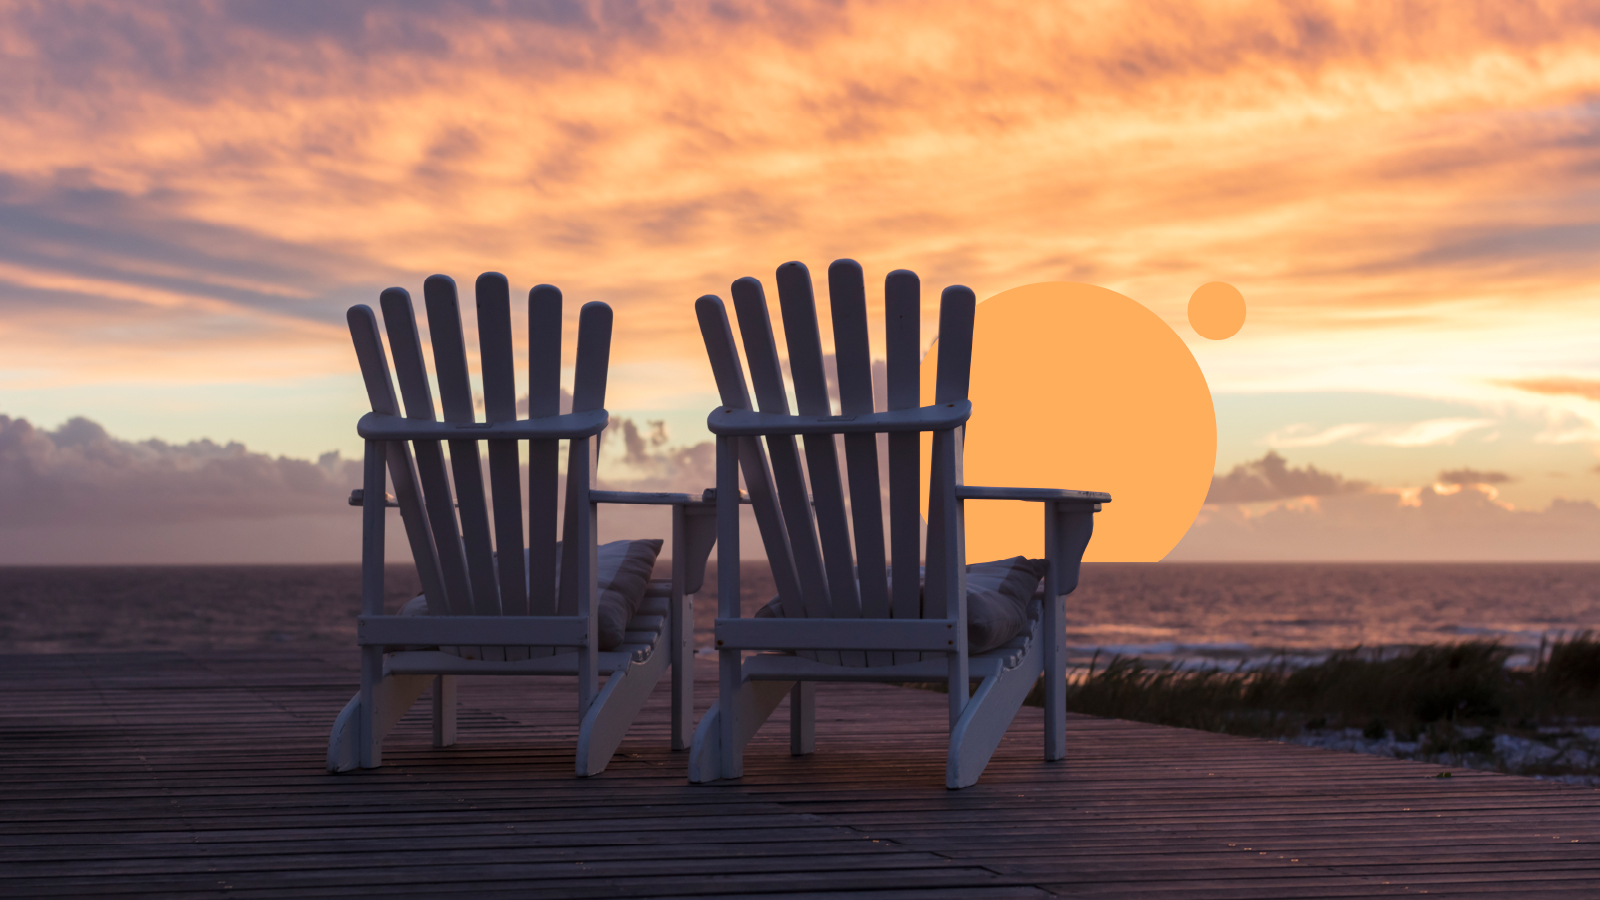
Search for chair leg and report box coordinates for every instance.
[577,645,671,777]
[946,647,1045,789]
[671,589,693,751]
[328,649,430,772]
[790,681,815,756]
[327,693,361,772]
[1044,593,1067,762]
[687,678,792,783]
[432,675,457,748]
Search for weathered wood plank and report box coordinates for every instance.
[2,651,1599,899]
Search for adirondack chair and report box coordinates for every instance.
[689,260,1110,788]
[328,273,716,776]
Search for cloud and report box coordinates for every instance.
[1206,450,1368,503]
[1265,418,1496,449]
[1261,423,1377,449]
[0,410,720,563]
[602,416,715,494]
[1184,453,1600,560]
[0,414,360,527]
[1501,377,1600,402]
[1437,467,1512,486]
[6,0,1600,512]
[1173,482,1600,561]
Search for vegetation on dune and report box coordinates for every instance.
[914,634,1600,783]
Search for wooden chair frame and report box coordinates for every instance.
[687,260,1109,788]
[327,273,715,776]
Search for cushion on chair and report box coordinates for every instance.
[399,538,664,652]
[753,556,1047,655]
[589,538,663,651]
[963,557,1048,653]
[546,539,663,650]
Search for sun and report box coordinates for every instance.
[923,281,1235,562]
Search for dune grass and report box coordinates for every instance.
[1036,634,1600,735]
[913,634,1600,781]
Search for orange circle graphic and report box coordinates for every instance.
[1187,281,1246,340]
[923,282,1216,562]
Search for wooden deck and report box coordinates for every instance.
[3,651,1598,898]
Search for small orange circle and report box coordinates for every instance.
[1188,282,1246,340]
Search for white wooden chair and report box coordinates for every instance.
[328,273,715,776]
[688,260,1110,788]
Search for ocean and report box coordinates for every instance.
[3,562,1597,668]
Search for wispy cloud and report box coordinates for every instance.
[1501,377,1600,402]
[1181,452,1600,560]
[1438,467,1512,486]
[1265,418,1496,449]
[4,0,1600,394]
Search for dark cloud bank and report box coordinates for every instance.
[4,416,1597,563]
[0,413,716,564]
[1178,452,1597,561]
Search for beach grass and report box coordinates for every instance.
[910,634,1600,782]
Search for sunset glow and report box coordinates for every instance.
[5,1,1600,560]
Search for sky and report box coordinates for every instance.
[4,0,1600,562]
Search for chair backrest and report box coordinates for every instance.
[347,272,613,618]
[696,259,975,666]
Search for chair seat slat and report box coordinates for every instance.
[714,617,956,652]
[358,615,590,647]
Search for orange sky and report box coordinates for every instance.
[4,1,1600,560]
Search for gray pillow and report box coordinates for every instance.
[400,538,663,652]
[963,557,1048,653]
[754,556,1047,654]
[548,539,663,651]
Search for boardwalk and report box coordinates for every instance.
[3,650,1599,898]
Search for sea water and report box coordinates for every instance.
[3,562,1597,668]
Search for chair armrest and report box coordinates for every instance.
[956,485,1111,505]
[700,488,752,504]
[707,400,971,436]
[590,490,703,505]
[357,408,609,441]
[348,489,399,508]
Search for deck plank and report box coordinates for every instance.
[1,651,1597,897]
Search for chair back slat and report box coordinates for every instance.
[347,304,448,614]
[476,273,528,617]
[777,262,863,666]
[694,296,804,613]
[557,301,612,617]
[934,285,977,404]
[525,284,563,618]
[825,259,889,595]
[923,286,976,625]
[827,261,890,663]
[378,288,472,616]
[883,269,924,661]
[730,277,836,632]
[424,275,503,617]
